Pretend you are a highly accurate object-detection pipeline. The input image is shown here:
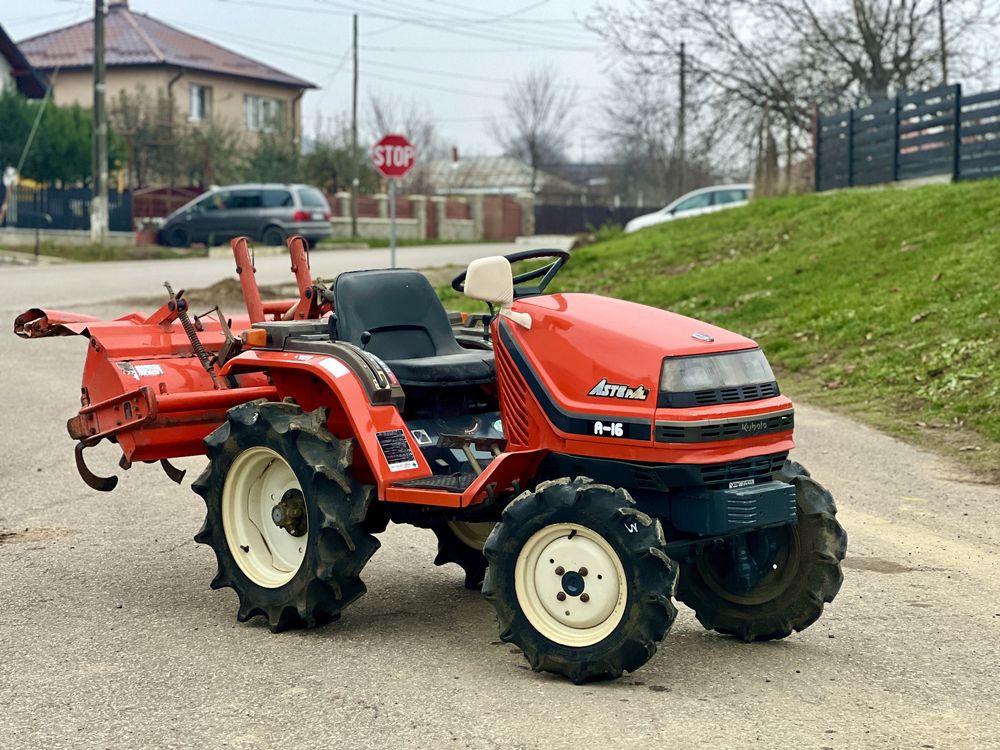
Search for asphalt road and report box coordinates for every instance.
[1,257,998,749]
[0,241,537,314]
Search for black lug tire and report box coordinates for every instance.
[169,227,190,248]
[192,400,380,632]
[676,459,848,642]
[776,459,811,483]
[483,477,678,684]
[431,522,490,590]
[262,226,286,247]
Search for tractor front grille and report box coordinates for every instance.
[656,410,793,443]
[659,381,780,408]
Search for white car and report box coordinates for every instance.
[624,184,753,234]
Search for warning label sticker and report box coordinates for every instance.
[375,429,418,472]
[135,364,164,377]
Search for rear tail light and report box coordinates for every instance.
[292,210,310,221]
[324,211,332,220]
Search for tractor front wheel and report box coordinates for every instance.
[483,477,677,683]
[193,400,380,632]
[676,461,847,642]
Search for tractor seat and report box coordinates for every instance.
[332,269,494,388]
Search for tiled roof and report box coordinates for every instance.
[18,2,314,89]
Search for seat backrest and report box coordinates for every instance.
[333,269,462,360]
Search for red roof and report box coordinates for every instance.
[18,1,314,89]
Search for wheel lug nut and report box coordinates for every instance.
[555,566,565,575]
[556,592,566,601]
[579,567,588,576]
[580,593,590,603]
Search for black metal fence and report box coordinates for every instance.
[0,185,133,232]
[534,203,646,234]
[816,84,1000,191]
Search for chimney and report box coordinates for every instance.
[109,0,129,8]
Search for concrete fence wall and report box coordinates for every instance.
[327,191,534,241]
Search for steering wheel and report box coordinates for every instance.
[452,248,571,299]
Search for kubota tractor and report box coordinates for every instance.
[14,236,847,683]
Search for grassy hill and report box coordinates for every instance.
[454,180,1000,477]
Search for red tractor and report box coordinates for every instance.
[14,236,847,683]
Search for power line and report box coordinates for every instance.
[360,44,598,53]
[209,0,595,49]
[423,0,585,26]
[173,18,604,97]
[6,7,88,27]
[361,0,595,45]
[362,58,511,85]
[161,20,521,88]
[364,71,503,100]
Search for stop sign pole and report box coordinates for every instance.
[372,134,416,268]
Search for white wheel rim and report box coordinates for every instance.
[447,521,496,551]
[222,447,307,588]
[514,523,628,648]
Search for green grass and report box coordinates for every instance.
[443,180,1000,476]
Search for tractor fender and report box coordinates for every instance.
[220,349,432,495]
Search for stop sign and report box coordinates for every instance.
[372,134,416,178]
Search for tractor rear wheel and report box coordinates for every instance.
[675,460,847,642]
[193,400,380,632]
[431,521,494,589]
[483,477,678,683]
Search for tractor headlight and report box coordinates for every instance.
[660,348,775,393]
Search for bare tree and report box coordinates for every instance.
[492,65,578,191]
[109,86,179,187]
[590,0,1000,190]
[596,66,729,206]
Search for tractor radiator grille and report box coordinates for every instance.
[656,410,793,443]
[698,452,788,489]
[659,381,780,408]
[495,343,530,447]
[696,382,779,405]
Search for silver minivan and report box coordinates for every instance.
[158,183,333,247]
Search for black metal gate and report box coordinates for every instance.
[0,186,133,232]
[816,84,1000,190]
[534,203,646,234]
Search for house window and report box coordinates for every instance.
[188,84,210,122]
[244,95,285,132]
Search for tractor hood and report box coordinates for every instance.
[507,293,758,420]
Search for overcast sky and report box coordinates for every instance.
[4,0,622,159]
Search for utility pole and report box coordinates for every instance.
[350,13,359,239]
[937,0,948,85]
[677,41,686,196]
[90,0,108,244]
